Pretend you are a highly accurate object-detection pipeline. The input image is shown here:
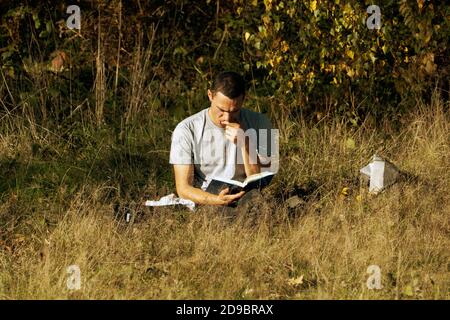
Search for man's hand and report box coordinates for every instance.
[174,164,246,205]
[222,120,260,176]
[222,120,244,144]
[216,187,245,206]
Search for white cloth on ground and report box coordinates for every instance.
[144,193,196,211]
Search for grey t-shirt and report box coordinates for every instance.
[169,107,273,191]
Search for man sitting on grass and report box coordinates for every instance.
[169,71,273,207]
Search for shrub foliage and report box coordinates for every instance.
[0,0,448,123]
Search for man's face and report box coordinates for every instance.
[208,90,244,128]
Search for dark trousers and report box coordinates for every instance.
[198,189,268,216]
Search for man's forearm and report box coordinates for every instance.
[241,139,261,176]
[178,185,222,205]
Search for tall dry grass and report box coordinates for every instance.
[0,93,448,299]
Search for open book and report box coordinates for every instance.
[206,171,275,195]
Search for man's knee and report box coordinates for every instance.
[238,189,263,205]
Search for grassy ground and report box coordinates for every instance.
[0,94,448,299]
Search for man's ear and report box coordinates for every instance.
[207,89,214,102]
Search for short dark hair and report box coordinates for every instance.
[211,71,245,99]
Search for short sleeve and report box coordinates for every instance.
[169,123,194,165]
[257,114,273,158]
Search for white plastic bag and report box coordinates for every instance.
[360,154,400,194]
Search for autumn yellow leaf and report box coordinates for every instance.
[417,0,425,10]
[288,275,304,286]
[346,49,355,60]
[341,187,350,196]
[346,68,355,78]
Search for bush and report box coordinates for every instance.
[0,0,448,125]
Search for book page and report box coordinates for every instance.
[243,171,275,185]
[210,176,244,187]
[210,171,275,188]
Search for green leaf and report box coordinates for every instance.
[1,50,14,60]
[345,137,356,149]
[45,20,52,33]
[403,285,414,297]
[32,12,41,29]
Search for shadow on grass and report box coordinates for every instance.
[0,157,85,200]
[0,145,173,205]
